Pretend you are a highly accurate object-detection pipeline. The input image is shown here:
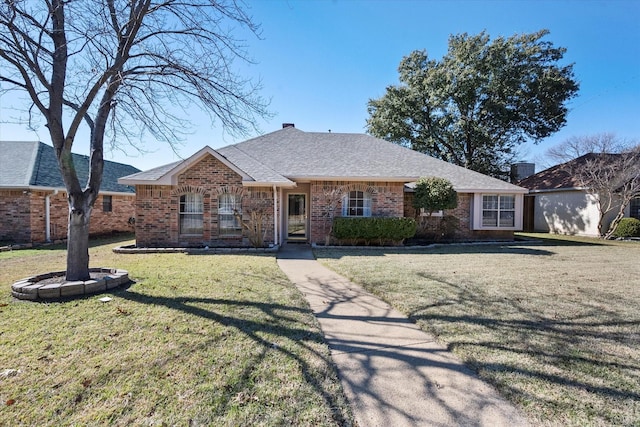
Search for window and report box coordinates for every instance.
[179,193,203,235]
[342,191,372,217]
[102,195,112,212]
[631,198,640,220]
[219,193,242,236]
[419,208,443,217]
[482,194,515,227]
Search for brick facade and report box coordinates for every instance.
[129,155,515,248]
[309,181,405,244]
[404,192,514,241]
[0,191,31,243]
[0,189,135,244]
[134,155,276,248]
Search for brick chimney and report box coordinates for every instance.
[282,123,295,129]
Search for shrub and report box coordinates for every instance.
[413,177,458,215]
[612,217,640,238]
[332,217,417,245]
[415,215,460,242]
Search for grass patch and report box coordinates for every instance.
[0,236,353,426]
[316,235,640,426]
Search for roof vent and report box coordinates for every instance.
[282,123,295,129]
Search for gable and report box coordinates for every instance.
[177,154,243,183]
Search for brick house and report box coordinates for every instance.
[0,141,139,244]
[119,125,528,247]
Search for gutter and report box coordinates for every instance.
[526,187,588,194]
[45,189,58,242]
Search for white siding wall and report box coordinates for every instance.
[533,190,622,237]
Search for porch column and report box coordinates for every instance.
[273,185,278,246]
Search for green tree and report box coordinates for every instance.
[367,30,579,178]
[0,0,268,280]
[413,177,458,216]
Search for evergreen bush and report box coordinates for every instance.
[332,217,417,245]
[612,217,640,238]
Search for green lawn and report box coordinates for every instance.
[0,236,353,426]
[316,234,640,426]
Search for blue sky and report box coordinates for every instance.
[1,0,638,172]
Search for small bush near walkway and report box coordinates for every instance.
[0,236,353,426]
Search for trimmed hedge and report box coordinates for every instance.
[613,217,640,238]
[332,217,417,245]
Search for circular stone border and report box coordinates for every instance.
[11,268,129,301]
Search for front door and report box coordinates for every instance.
[287,194,307,240]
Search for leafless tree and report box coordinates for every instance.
[545,133,632,165]
[1,0,268,280]
[567,148,640,238]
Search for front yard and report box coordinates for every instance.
[316,234,640,426]
[0,236,353,426]
[3,234,639,426]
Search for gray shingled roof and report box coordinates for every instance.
[0,141,140,193]
[120,127,526,193]
[218,145,293,184]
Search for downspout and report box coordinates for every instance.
[273,185,278,246]
[45,189,58,242]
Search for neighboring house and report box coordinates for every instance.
[518,153,640,237]
[118,125,527,248]
[0,141,139,244]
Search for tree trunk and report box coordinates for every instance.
[66,195,92,281]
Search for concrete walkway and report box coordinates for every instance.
[276,244,529,427]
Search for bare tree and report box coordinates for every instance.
[567,148,640,239]
[1,0,268,280]
[545,133,631,164]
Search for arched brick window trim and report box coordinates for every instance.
[215,186,244,196]
[171,185,207,197]
[342,183,378,195]
[341,184,377,217]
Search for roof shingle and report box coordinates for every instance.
[120,127,526,193]
[0,141,140,193]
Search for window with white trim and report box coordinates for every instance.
[482,194,515,227]
[342,191,372,217]
[219,193,242,236]
[179,193,203,235]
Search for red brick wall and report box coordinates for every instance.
[309,181,405,244]
[90,194,136,236]
[0,189,135,244]
[404,192,513,241]
[133,154,276,248]
[0,190,31,243]
[134,185,174,247]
